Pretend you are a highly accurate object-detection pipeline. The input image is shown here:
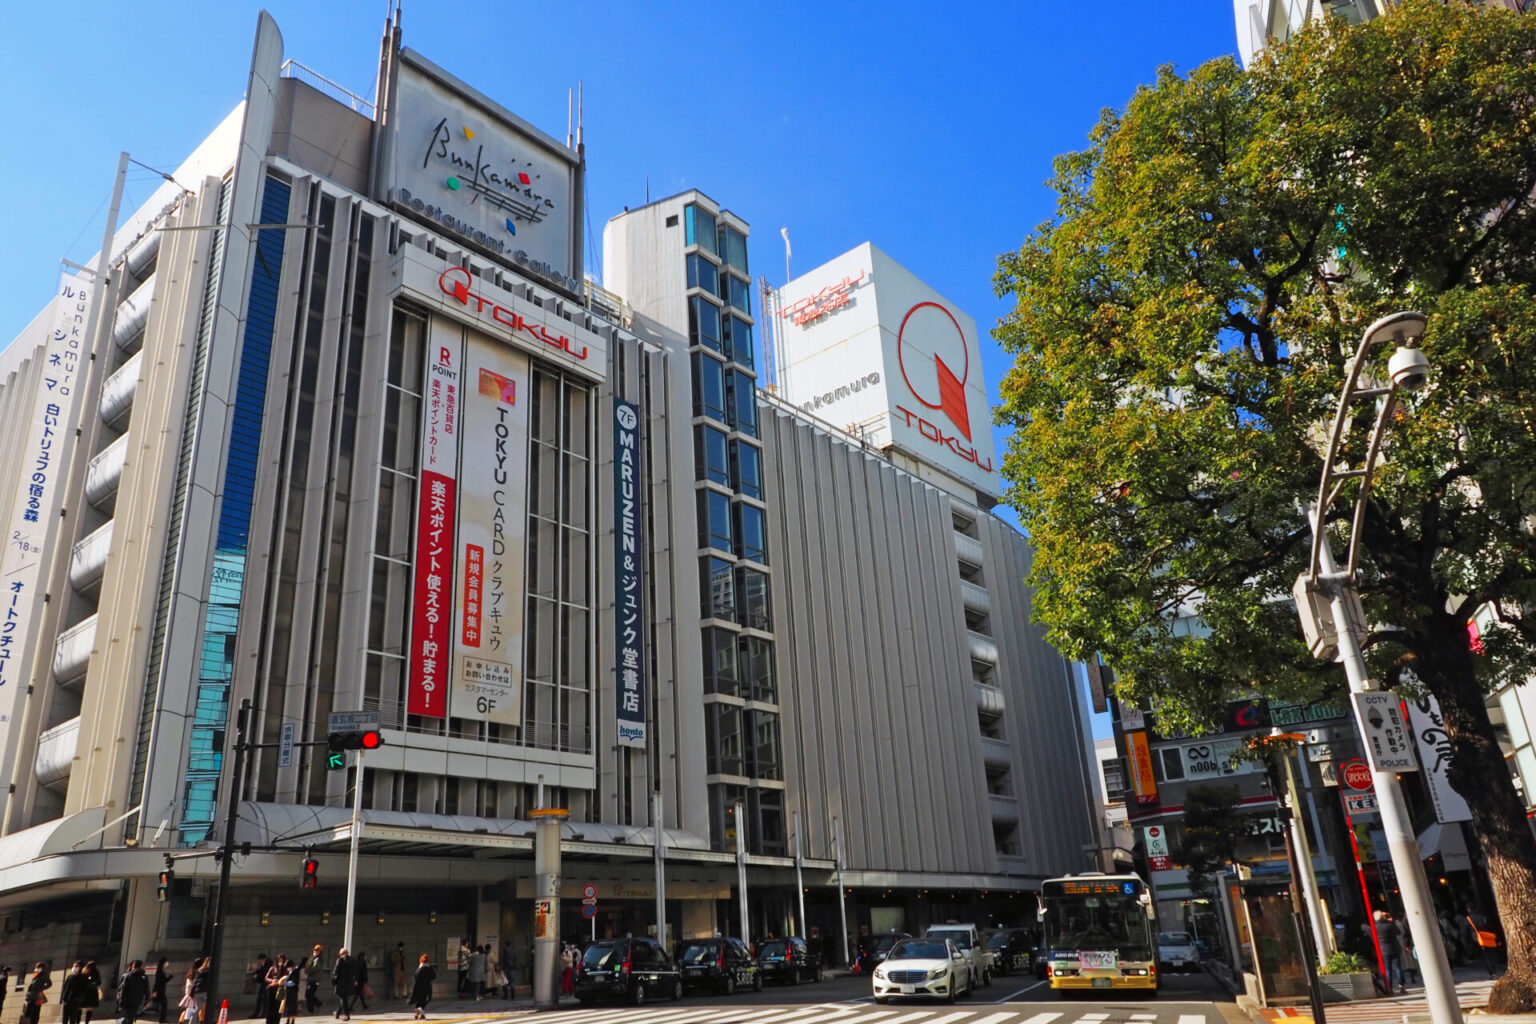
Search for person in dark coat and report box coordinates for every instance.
[151,961,171,1024]
[329,950,356,1021]
[61,962,90,1024]
[82,961,103,1024]
[260,957,286,1024]
[351,954,368,1012]
[21,963,52,1024]
[248,956,269,1021]
[118,960,151,1024]
[409,956,435,1020]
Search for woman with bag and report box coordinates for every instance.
[21,963,53,1024]
[261,956,287,1024]
[60,962,89,1024]
[81,961,102,1024]
[1463,905,1501,978]
[281,960,301,1024]
[409,956,435,1021]
[179,958,207,1024]
[150,961,171,1024]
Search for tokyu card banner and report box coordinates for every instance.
[408,323,463,717]
[451,337,530,724]
[0,273,92,800]
[613,399,645,748]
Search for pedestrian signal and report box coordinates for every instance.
[300,855,319,889]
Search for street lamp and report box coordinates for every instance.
[1294,310,1463,1024]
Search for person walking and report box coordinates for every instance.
[329,949,356,1022]
[21,963,53,1024]
[248,956,269,1021]
[260,957,286,1024]
[150,961,171,1024]
[280,960,301,1024]
[118,960,151,1024]
[302,948,323,1015]
[455,944,469,999]
[0,964,12,1020]
[559,944,574,997]
[1375,911,1405,993]
[352,953,369,1012]
[409,957,435,1021]
[1463,904,1501,978]
[465,947,485,1002]
[61,961,90,1024]
[500,942,516,997]
[389,945,407,1001]
[81,961,102,1024]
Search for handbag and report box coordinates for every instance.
[1466,915,1500,948]
[360,984,373,1001]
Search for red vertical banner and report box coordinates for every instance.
[408,328,463,718]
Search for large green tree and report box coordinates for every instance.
[993,2,1536,1011]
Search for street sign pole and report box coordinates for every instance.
[342,746,365,953]
[1340,766,1389,989]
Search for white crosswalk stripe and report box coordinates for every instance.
[496,1007,1217,1024]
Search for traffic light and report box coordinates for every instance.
[326,730,383,752]
[157,868,174,902]
[300,854,319,889]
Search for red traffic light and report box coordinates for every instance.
[327,730,385,752]
[300,856,319,889]
[360,729,382,750]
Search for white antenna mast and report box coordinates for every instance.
[567,88,573,148]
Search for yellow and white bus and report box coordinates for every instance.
[1038,873,1159,996]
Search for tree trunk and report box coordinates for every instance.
[1420,623,1536,1014]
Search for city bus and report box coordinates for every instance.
[1038,873,1159,996]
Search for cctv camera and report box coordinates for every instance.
[1387,346,1430,391]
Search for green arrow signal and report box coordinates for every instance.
[327,752,345,771]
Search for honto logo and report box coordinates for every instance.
[897,301,972,442]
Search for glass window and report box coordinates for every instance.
[692,353,726,422]
[685,203,717,255]
[698,490,732,552]
[1157,747,1186,782]
[702,556,735,622]
[720,226,748,273]
[724,316,754,370]
[695,425,729,486]
[730,440,762,499]
[727,275,751,314]
[748,711,782,779]
[689,295,722,352]
[739,635,776,702]
[751,786,786,854]
[729,370,758,437]
[710,782,750,853]
[736,567,771,631]
[702,627,739,696]
[707,704,744,775]
[734,502,766,563]
[687,252,719,296]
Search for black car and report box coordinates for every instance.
[756,937,823,985]
[858,932,913,973]
[677,937,760,995]
[986,929,1036,976]
[575,937,683,1005]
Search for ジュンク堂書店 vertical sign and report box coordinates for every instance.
[613,400,645,748]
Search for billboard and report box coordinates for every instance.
[384,51,582,295]
[774,243,1000,497]
[451,338,531,725]
[613,400,645,748]
[1125,729,1159,806]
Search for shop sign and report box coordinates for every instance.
[1126,729,1159,806]
[1144,825,1171,871]
[613,400,646,748]
[1405,694,1472,824]
[407,326,462,718]
[780,269,867,326]
[1351,691,1418,773]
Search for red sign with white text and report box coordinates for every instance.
[408,332,463,717]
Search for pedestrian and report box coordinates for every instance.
[1463,904,1500,978]
[329,948,355,1021]
[1375,911,1404,992]
[281,960,301,1024]
[118,960,150,1024]
[409,956,435,1021]
[466,946,485,1001]
[389,944,407,1001]
[82,961,102,1024]
[352,952,369,1011]
[151,961,171,1024]
[303,947,323,1014]
[248,955,269,1021]
[455,944,469,998]
[62,961,90,1024]
[500,942,516,996]
[0,964,12,1020]
[21,962,53,1024]
[559,944,574,997]
[261,956,286,1024]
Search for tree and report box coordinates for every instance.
[993,2,1536,1011]
[1180,784,1247,897]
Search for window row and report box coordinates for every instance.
[694,426,762,499]
[705,704,782,780]
[692,354,758,437]
[708,783,785,856]
[683,202,748,274]
[697,490,768,562]
[702,628,777,702]
[702,557,772,630]
[687,296,755,370]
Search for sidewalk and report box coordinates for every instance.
[1237,968,1527,1024]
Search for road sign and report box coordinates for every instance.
[582,903,597,919]
[1341,759,1374,792]
[582,883,598,900]
[1320,760,1340,787]
[327,710,381,733]
[1143,825,1171,871]
[279,722,295,768]
[1345,791,1380,815]
[1351,691,1419,773]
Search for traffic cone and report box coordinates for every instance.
[215,1000,229,1024]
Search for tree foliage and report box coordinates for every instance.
[1179,784,1247,896]
[994,2,1536,1010]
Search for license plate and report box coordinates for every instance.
[1079,951,1116,970]
[1092,977,1113,989]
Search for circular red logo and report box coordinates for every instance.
[1342,761,1373,791]
[896,301,973,442]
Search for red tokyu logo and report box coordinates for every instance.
[897,301,972,441]
[438,266,588,361]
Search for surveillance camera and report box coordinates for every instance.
[1387,346,1431,391]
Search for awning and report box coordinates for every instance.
[1417,821,1472,872]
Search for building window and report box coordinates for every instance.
[739,635,776,703]
[689,295,722,353]
[711,783,750,852]
[687,252,719,296]
[692,352,727,422]
[728,370,758,437]
[730,440,762,500]
[748,711,782,780]
[707,704,744,776]
[685,203,717,255]
[734,501,766,563]
[725,316,754,370]
[1157,747,1185,782]
[751,787,786,855]
[702,556,735,621]
[719,225,748,273]
[702,627,740,696]
[726,274,751,315]
[736,567,771,631]
[695,425,729,486]
[698,489,733,553]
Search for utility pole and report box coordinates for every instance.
[207,699,252,1015]
[832,815,849,968]
[792,810,807,940]
[342,748,366,952]
[735,801,750,943]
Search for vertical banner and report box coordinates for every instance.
[451,337,530,723]
[1405,694,1473,824]
[0,274,91,785]
[408,323,463,717]
[1125,729,1159,806]
[613,399,645,748]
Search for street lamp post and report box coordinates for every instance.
[1296,311,1462,1024]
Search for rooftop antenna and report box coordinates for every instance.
[577,80,584,148]
[780,226,792,285]
[645,175,650,205]
[566,88,573,148]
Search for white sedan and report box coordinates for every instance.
[1157,930,1200,972]
[873,938,973,1004]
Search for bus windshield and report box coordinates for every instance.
[1041,886,1153,962]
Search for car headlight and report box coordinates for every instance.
[927,967,948,980]
[873,967,886,980]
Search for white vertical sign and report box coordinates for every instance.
[0,274,92,797]
[451,336,529,724]
[1405,694,1473,824]
[1351,691,1419,772]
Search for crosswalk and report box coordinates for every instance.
[1262,976,1496,1024]
[494,1005,1218,1024]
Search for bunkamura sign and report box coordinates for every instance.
[408,323,462,718]
[613,400,645,748]
[384,50,582,294]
